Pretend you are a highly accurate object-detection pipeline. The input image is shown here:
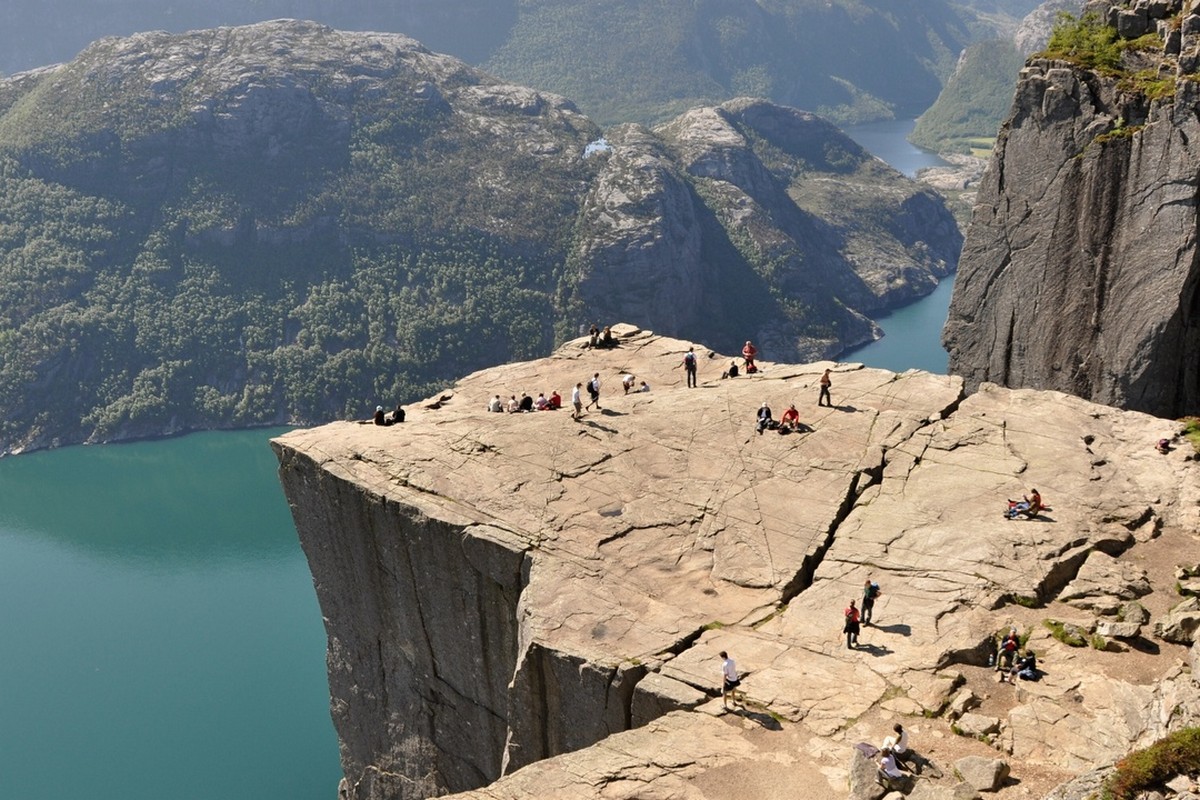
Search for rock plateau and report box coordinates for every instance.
[273,325,1200,800]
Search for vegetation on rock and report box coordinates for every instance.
[1102,728,1200,800]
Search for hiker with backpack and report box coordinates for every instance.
[585,373,601,410]
[862,578,881,625]
[682,347,698,387]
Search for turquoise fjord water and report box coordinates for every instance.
[0,428,340,799]
[0,120,951,800]
[840,118,954,374]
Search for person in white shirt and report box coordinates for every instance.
[571,383,583,420]
[488,395,503,413]
[883,723,909,759]
[621,374,636,394]
[719,650,743,709]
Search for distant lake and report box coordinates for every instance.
[840,118,955,374]
[841,118,950,179]
[0,429,340,799]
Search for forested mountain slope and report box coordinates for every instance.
[0,21,959,454]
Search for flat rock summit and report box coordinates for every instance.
[272,325,1200,800]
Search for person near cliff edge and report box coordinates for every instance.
[389,404,405,424]
[372,405,387,426]
[682,347,698,388]
[742,340,758,371]
[818,368,833,407]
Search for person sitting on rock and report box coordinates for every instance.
[372,405,387,426]
[587,323,599,349]
[518,393,534,413]
[598,325,616,348]
[996,629,1020,681]
[547,390,562,410]
[722,360,740,379]
[779,403,802,432]
[1012,650,1038,681]
[883,724,907,762]
[534,393,548,411]
[756,402,773,435]
[638,380,650,393]
[488,394,503,413]
[389,404,405,424]
[506,395,520,413]
[877,746,909,790]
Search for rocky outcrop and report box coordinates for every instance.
[945,1,1200,418]
[274,325,1200,800]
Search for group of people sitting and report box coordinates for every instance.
[1005,488,1043,519]
[488,392,562,413]
[755,401,811,435]
[585,324,617,350]
[875,723,922,790]
[994,628,1038,683]
[368,404,405,425]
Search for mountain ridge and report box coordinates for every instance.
[0,20,960,455]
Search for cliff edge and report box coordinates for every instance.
[274,325,1200,800]
[945,0,1200,418]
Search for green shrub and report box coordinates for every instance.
[1041,12,1122,72]
[1044,619,1088,647]
[1183,417,1200,452]
[1102,728,1200,800]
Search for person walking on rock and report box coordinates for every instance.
[818,368,833,407]
[844,599,861,649]
[586,373,601,410]
[861,578,880,625]
[719,650,744,709]
[682,347,698,388]
[572,382,584,420]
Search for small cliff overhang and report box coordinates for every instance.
[945,0,1200,418]
[273,325,1200,800]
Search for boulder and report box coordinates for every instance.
[947,688,980,720]
[848,746,889,800]
[954,756,1010,792]
[630,672,707,726]
[1118,600,1150,625]
[1179,578,1200,597]
[1095,619,1141,639]
[1117,8,1150,39]
[1155,597,1200,644]
[1060,551,1151,610]
[956,713,1002,737]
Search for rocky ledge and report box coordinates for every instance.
[272,325,1200,800]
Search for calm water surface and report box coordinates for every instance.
[0,429,340,799]
[840,118,955,373]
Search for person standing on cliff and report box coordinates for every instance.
[572,382,583,420]
[719,650,744,709]
[861,578,880,625]
[844,599,861,648]
[742,340,758,371]
[818,368,833,407]
[682,346,698,388]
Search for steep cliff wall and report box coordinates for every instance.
[275,325,1200,800]
[945,1,1200,417]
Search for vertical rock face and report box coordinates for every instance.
[945,2,1200,418]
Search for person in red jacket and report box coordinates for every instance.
[742,340,758,370]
